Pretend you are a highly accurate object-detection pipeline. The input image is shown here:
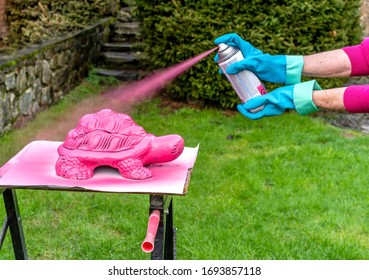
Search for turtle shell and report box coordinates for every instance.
[62,109,147,152]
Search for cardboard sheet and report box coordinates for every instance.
[0,141,199,195]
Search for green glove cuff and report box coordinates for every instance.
[293,80,322,115]
[286,55,304,85]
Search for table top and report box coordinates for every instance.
[0,141,199,195]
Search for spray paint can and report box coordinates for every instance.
[217,43,267,112]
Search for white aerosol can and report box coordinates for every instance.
[217,43,267,112]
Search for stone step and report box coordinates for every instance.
[109,35,141,43]
[120,6,136,15]
[101,51,141,66]
[101,42,136,52]
[114,21,140,30]
[116,7,134,22]
[113,21,141,36]
[95,68,141,81]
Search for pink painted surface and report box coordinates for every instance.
[141,210,160,253]
[0,141,198,194]
[55,109,184,180]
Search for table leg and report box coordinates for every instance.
[164,199,175,260]
[2,189,28,260]
[149,195,176,260]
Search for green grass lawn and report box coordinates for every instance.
[1,72,369,260]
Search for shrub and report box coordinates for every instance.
[135,0,363,108]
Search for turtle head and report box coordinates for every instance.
[145,134,184,164]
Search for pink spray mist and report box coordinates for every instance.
[105,47,219,104]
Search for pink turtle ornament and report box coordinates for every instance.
[55,109,184,180]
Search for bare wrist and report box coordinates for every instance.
[312,88,346,111]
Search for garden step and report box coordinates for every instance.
[116,7,134,22]
[110,35,141,43]
[112,21,141,40]
[101,42,136,52]
[101,51,140,66]
[95,68,141,81]
[113,21,141,35]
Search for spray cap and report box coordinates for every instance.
[217,43,239,63]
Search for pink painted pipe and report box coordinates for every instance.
[141,210,161,253]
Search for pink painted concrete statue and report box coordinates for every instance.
[55,109,184,180]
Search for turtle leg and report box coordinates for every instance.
[115,159,152,180]
[55,156,94,180]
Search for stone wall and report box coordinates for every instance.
[0,0,6,43]
[0,18,113,133]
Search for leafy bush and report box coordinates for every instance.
[4,0,119,49]
[135,0,363,108]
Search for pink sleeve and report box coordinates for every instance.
[342,38,369,76]
[344,85,369,113]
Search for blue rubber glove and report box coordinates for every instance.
[237,80,321,120]
[214,33,304,85]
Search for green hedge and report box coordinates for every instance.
[4,0,119,49]
[135,0,363,108]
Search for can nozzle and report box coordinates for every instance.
[217,43,239,63]
[218,43,228,52]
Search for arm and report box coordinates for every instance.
[215,34,369,119]
[306,37,369,112]
[304,38,369,78]
[312,85,369,113]
[215,34,369,82]
[239,83,369,119]
[303,50,352,78]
